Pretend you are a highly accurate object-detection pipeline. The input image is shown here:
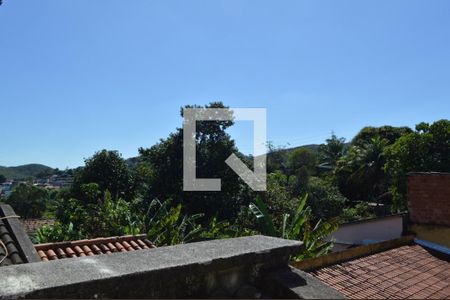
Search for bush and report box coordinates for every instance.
[340,202,376,223]
[34,222,84,244]
[384,120,450,211]
[249,195,339,260]
[43,187,143,242]
[8,183,49,219]
[306,177,349,222]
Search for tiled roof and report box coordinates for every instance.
[310,244,450,299]
[0,205,45,266]
[0,218,24,266]
[35,234,156,262]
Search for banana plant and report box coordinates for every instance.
[145,199,204,246]
[249,194,339,260]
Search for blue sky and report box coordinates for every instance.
[1,0,449,169]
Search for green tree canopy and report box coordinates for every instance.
[319,134,347,167]
[287,148,318,174]
[351,125,412,147]
[8,183,49,219]
[335,136,389,203]
[286,148,318,193]
[138,102,244,221]
[385,119,450,211]
[266,142,288,174]
[72,150,135,203]
[306,176,348,222]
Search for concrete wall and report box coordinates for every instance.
[409,224,450,248]
[408,172,450,226]
[0,235,343,299]
[330,214,404,248]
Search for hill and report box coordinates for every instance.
[271,144,321,156]
[0,164,54,180]
[0,144,326,180]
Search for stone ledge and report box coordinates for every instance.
[0,235,303,299]
[260,266,346,299]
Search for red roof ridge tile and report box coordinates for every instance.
[34,234,156,262]
[35,234,151,251]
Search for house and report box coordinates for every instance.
[49,174,74,188]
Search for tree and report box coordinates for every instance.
[319,134,347,167]
[351,126,412,147]
[264,171,298,228]
[335,136,389,203]
[138,102,244,221]
[0,174,6,184]
[266,142,288,174]
[385,119,450,211]
[341,202,376,223]
[72,150,135,203]
[8,184,49,218]
[286,148,318,194]
[36,168,56,179]
[287,148,318,176]
[306,177,348,222]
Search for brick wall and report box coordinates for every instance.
[408,172,450,226]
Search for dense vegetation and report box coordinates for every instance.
[3,102,449,260]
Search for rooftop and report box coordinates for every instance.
[0,205,40,267]
[2,171,450,298]
[304,240,450,299]
[0,218,24,266]
[35,234,156,261]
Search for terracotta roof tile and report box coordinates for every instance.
[46,249,57,260]
[1,205,41,266]
[309,244,450,299]
[34,235,156,262]
[0,219,24,266]
[115,242,125,252]
[65,247,76,257]
[107,242,117,252]
[129,240,141,250]
[91,244,102,255]
[99,244,111,254]
[56,248,66,258]
[37,250,48,262]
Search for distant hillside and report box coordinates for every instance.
[125,157,140,169]
[0,164,54,180]
[268,142,352,160]
[0,143,326,180]
[272,144,321,156]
